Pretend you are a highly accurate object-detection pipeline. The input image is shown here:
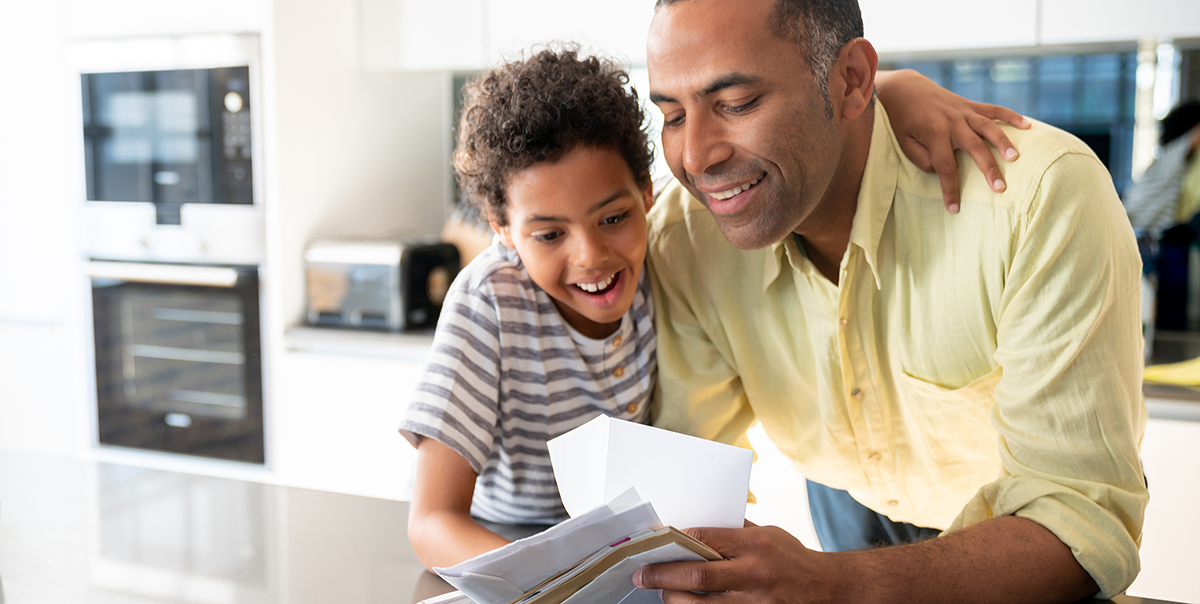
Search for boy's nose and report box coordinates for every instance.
[573,229,611,268]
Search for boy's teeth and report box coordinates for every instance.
[577,273,615,293]
[712,174,764,201]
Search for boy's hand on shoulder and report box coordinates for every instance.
[877,69,1031,214]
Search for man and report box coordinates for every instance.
[636,0,1149,602]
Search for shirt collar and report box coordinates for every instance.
[761,102,900,292]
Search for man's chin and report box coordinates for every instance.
[715,220,787,251]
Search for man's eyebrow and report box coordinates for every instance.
[525,192,626,223]
[649,73,762,105]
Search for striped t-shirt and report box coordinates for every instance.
[399,240,655,525]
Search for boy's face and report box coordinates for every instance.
[492,146,653,340]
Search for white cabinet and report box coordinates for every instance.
[486,0,656,67]
[360,0,656,71]
[268,347,428,501]
[1127,417,1200,603]
[60,0,270,39]
[0,323,90,457]
[359,0,486,71]
[1041,0,1200,46]
[860,0,1039,53]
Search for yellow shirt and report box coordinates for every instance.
[647,103,1149,598]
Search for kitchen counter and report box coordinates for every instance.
[0,449,1186,604]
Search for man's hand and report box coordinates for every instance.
[877,69,1031,214]
[632,516,1098,604]
[632,522,857,604]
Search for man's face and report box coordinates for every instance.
[494,146,653,340]
[648,0,843,250]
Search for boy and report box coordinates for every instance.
[400,48,1028,571]
[400,49,656,571]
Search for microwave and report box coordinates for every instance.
[70,35,265,266]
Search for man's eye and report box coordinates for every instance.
[603,212,629,226]
[726,98,758,113]
[534,231,561,242]
[662,114,684,128]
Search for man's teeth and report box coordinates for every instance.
[576,273,615,293]
[711,174,764,201]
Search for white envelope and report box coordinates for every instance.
[547,416,753,529]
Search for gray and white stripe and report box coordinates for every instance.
[400,241,655,525]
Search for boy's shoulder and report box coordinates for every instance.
[452,238,539,301]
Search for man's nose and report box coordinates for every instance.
[573,228,611,268]
[680,111,734,178]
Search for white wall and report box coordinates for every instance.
[267,0,450,337]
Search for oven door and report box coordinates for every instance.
[89,261,264,463]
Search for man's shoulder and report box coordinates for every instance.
[891,117,1108,216]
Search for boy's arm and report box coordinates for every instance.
[876,69,1031,213]
[408,437,510,571]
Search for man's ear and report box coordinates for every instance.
[830,38,878,122]
[490,220,515,248]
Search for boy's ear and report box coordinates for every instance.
[642,185,654,213]
[490,220,515,248]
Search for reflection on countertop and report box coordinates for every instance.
[0,448,1186,604]
[0,449,433,604]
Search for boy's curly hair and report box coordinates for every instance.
[453,47,654,226]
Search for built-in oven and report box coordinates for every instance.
[70,35,268,464]
[88,262,264,463]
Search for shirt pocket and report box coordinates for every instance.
[896,366,1003,467]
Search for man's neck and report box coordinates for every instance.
[794,107,875,286]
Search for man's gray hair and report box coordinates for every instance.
[654,0,863,118]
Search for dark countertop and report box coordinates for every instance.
[0,449,1181,604]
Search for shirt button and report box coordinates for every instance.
[839,317,848,326]
[887,500,899,507]
[627,402,639,414]
[612,335,623,347]
[851,388,863,400]
[869,453,882,463]
[613,367,625,378]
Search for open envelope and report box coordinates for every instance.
[547,415,753,530]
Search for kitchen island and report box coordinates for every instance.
[0,449,1185,604]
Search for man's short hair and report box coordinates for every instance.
[452,47,654,226]
[654,0,863,117]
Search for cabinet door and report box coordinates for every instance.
[486,0,657,67]
[1129,417,1200,603]
[1041,0,1200,45]
[270,350,426,500]
[859,0,1038,53]
[360,0,486,71]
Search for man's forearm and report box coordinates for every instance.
[846,515,1098,604]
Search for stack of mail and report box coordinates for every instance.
[428,417,754,604]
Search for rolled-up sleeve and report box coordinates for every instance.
[947,151,1150,598]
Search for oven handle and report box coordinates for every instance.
[87,261,243,288]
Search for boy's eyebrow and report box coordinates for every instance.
[649,72,762,105]
[525,191,627,223]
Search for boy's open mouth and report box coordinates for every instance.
[575,271,620,295]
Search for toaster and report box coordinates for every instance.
[304,238,461,331]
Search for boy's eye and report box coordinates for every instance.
[533,231,562,243]
[602,211,629,226]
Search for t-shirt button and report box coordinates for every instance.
[627,402,639,414]
[851,388,864,400]
[612,335,623,347]
[613,367,625,378]
[887,499,899,507]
